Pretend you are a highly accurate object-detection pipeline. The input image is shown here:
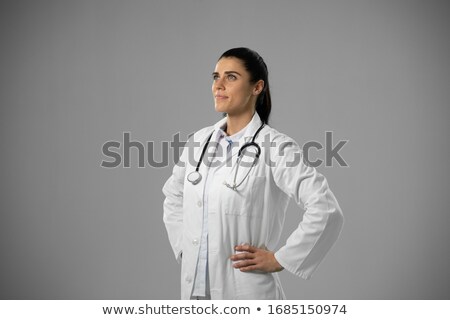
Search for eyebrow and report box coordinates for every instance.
[212,71,242,76]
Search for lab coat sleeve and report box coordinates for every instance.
[271,134,344,279]
[162,139,189,264]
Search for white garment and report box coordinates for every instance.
[191,125,246,297]
[163,112,344,300]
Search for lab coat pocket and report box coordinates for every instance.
[224,175,265,217]
[234,269,277,299]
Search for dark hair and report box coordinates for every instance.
[219,47,271,124]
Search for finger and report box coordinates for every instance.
[232,259,256,269]
[239,264,261,272]
[234,244,257,253]
[230,252,254,261]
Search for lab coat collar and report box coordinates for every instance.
[211,112,265,170]
[212,112,264,142]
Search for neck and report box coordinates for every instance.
[225,110,254,136]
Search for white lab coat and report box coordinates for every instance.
[163,113,344,299]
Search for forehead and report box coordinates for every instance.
[214,57,246,73]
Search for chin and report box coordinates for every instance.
[214,105,228,113]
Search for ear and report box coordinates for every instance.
[253,80,265,96]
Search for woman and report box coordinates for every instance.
[163,47,343,300]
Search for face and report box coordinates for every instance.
[212,57,263,117]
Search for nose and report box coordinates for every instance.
[213,77,225,91]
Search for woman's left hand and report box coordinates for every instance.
[230,244,284,273]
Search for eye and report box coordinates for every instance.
[212,74,219,80]
[227,74,237,81]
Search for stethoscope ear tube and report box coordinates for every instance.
[237,122,265,158]
[238,141,261,158]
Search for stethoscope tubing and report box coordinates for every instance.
[187,123,265,187]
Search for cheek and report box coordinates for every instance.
[235,87,253,103]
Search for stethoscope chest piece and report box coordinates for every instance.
[187,171,202,185]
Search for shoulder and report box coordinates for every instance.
[259,125,306,168]
[261,124,300,147]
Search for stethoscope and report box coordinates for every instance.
[187,123,265,190]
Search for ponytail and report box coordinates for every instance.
[255,79,271,124]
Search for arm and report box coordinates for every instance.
[162,141,188,263]
[231,134,344,277]
[272,135,344,279]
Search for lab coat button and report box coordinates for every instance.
[197,201,202,207]
[186,276,192,283]
[192,238,199,245]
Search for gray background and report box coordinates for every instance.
[1,0,449,299]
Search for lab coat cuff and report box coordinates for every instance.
[274,251,312,280]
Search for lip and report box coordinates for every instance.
[215,95,228,100]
